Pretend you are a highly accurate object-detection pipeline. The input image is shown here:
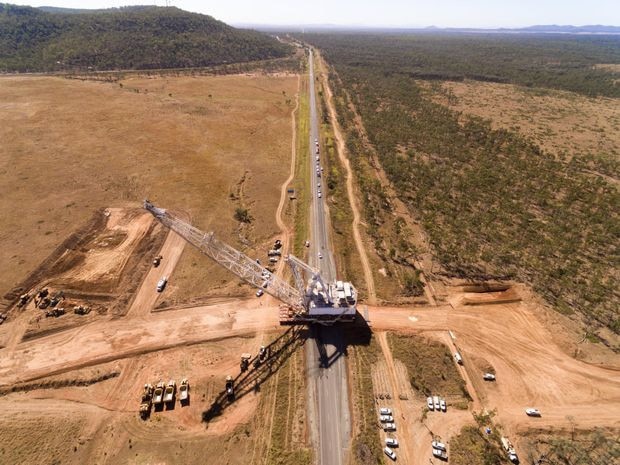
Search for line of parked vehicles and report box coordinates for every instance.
[426,395,447,412]
[378,406,399,461]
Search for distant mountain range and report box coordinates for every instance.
[242,23,620,35]
[0,4,291,72]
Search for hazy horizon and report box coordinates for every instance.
[8,0,620,29]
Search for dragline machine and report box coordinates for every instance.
[144,200,357,324]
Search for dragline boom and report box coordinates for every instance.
[143,200,303,310]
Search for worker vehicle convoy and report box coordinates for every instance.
[144,200,358,325]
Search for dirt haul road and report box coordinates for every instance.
[368,301,620,434]
[0,301,280,386]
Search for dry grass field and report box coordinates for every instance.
[0,72,298,303]
[431,80,620,160]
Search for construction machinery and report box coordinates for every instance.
[143,200,358,325]
[164,380,176,405]
[153,381,165,406]
[45,308,65,318]
[225,375,234,400]
[74,305,91,315]
[179,378,189,404]
[240,353,252,372]
[18,293,30,307]
[153,255,162,267]
[139,384,154,419]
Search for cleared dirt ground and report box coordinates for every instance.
[0,72,298,303]
[361,286,620,464]
[431,79,620,161]
[0,70,307,465]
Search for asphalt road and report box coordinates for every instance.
[305,48,351,465]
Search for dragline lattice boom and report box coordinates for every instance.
[143,200,304,310]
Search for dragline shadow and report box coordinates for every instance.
[202,325,307,424]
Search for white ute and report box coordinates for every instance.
[525,408,541,417]
[379,407,392,415]
[385,438,398,447]
[383,423,396,431]
[433,396,440,410]
[483,373,496,381]
[379,415,394,423]
[384,447,396,461]
[427,396,434,410]
[156,276,168,292]
[440,398,447,412]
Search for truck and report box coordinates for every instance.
[501,437,520,464]
[153,381,165,406]
[225,375,235,400]
[139,384,154,419]
[163,380,176,404]
[179,379,189,404]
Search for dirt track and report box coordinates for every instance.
[316,52,377,305]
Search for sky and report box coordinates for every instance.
[10,0,620,28]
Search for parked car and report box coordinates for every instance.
[379,407,392,415]
[256,289,264,297]
[432,440,446,451]
[318,252,323,259]
[525,408,541,417]
[385,438,399,447]
[379,415,394,423]
[483,373,496,381]
[440,398,447,412]
[383,423,396,431]
[384,447,397,461]
[427,396,434,410]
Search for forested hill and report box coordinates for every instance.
[0,4,292,72]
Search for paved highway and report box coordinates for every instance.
[305,48,351,465]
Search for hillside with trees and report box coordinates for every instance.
[0,4,291,72]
